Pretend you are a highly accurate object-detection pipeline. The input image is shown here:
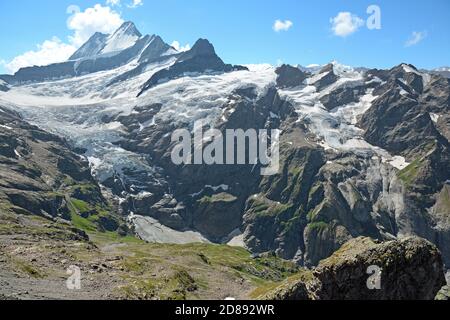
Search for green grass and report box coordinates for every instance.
[70,199,91,214]
[249,196,292,217]
[308,221,328,232]
[308,184,322,198]
[113,242,299,300]
[89,231,145,245]
[70,210,97,232]
[307,200,329,222]
[398,158,425,187]
[251,269,315,299]
[199,193,237,204]
[280,210,302,234]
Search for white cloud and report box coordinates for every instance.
[4,37,76,74]
[67,4,124,47]
[171,41,191,52]
[273,20,293,32]
[2,4,125,74]
[330,12,364,37]
[106,0,121,6]
[127,0,143,8]
[0,59,7,73]
[405,31,427,47]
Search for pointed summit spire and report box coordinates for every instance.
[113,21,142,38]
[101,21,142,54]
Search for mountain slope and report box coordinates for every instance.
[69,32,109,60]
[0,25,449,273]
[101,21,142,54]
[0,104,123,233]
[0,80,9,92]
[138,39,248,95]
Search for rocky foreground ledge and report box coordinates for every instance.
[263,237,447,300]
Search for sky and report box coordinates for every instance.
[0,0,449,74]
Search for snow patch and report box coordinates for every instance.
[131,215,210,244]
[430,113,440,123]
[0,124,13,130]
[383,156,410,170]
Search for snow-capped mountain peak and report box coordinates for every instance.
[101,21,142,55]
[69,32,109,60]
[434,66,450,72]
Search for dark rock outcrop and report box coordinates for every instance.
[312,64,338,90]
[138,39,248,95]
[320,85,366,110]
[0,80,9,92]
[263,237,446,300]
[108,36,174,86]
[275,64,309,88]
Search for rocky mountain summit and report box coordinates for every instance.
[69,21,142,60]
[263,237,446,300]
[138,39,247,95]
[0,22,449,300]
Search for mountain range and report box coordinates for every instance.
[0,21,449,300]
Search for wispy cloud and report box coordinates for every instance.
[127,0,143,8]
[405,31,427,47]
[330,12,364,37]
[4,37,76,74]
[67,4,124,47]
[273,20,293,32]
[106,0,121,6]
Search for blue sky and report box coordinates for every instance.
[0,0,449,74]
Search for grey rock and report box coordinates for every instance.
[69,32,109,60]
[264,237,446,300]
[138,39,248,95]
[275,64,309,88]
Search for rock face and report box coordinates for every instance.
[138,39,248,95]
[431,68,450,79]
[107,36,174,86]
[0,105,121,231]
[264,237,446,300]
[69,22,142,60]
[0,80,9,92]
[311,64,338,90]
[115,87,293,241]
[275,64,309,88]
[320,85,365,110]
[69,32,109,60]
[359,64,450,264]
